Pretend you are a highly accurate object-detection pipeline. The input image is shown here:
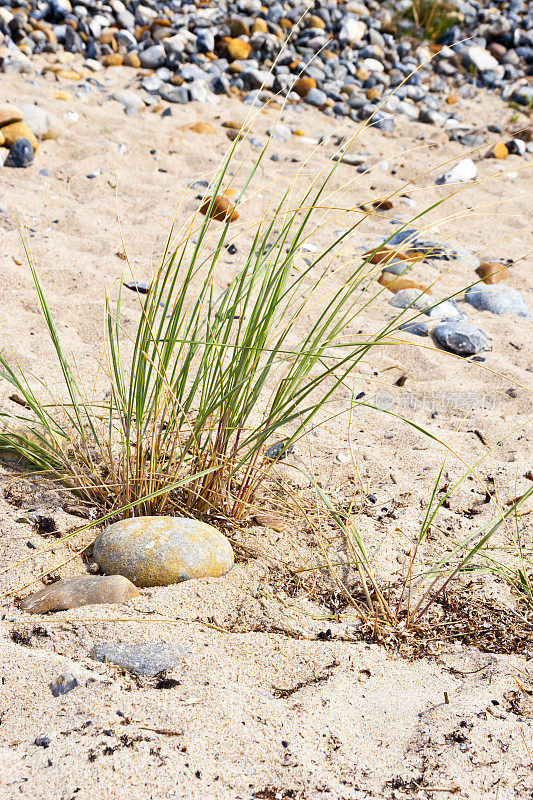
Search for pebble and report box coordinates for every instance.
[399,321,429,337]
[434,319,490,356]
[0,103,23,126]
[200,195,239,223]
[20,575,139,613]
[465,286,532,319]
[50,673,78,697]
[436,159,477,185]
[92,516,234,587]
[91,641,191,677]
[5,137,33,167]
[1,121,38,152]
[112,91,142,116]
[389,289,462,319]
[475,262,510,284]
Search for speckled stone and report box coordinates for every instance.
[91,641,191,676]
[93,516,234,587]
[465,286,531,319]
[20,575,139,613]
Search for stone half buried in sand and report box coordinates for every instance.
[91,642,191,677]
[434,318,490,356]
[465,285,531,318]
[20,575,139,614]
[93,516,235,588]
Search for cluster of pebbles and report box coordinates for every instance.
[0,0,532,133]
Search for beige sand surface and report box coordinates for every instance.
[0,58,532,799]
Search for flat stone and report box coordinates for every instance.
[0,103,23,127]
[17,104,49,136]
[389,289,462,318]
[465,286,531,318]
[93,516,234,587]
[399,321,429,337]
[50,673,79,697]
[20,575,139,613]
[112,91,142,115]
[90,641,191,677]
[434,319,490,356]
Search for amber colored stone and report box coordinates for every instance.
[251,18,268,33]
[102,53,123,67]
[366,87,381,101]
[279,17,292,29]
[446,94,458,104]
[1,121,38,152]
[100,30,117,46]
[226,38,252,61]
[200,195,239,223]
[230,18,250,37]
[364,247,415,265]
[152,17,171,27]
[20,575,139,614]
[475,262,510,284]
[378,272,433,294]
[492,142,508,159]
[135,25,149,41]
[294,76,316,98]
[307,14,325,28]
[123,52,141,68]
[186,121,216,134]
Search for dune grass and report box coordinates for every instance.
[0,62,531,636]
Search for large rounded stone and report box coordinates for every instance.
[93,517,234,587]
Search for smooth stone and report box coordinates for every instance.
[5,138,33,168]
[390,289,462,318]
[267,123,291,142]
[434,319,490,356]
[463,46,501,73]
[1,122,38,152]
[399,321,429,337]
[50,673,78,697]
[465,286,531,318]
[91,641,191,677]
[139,44,166,70]
[20,575,139,613]
[17,104,48,136]
[93,516,234,587]
[436,158,477,185]
[112,91,142,115]
[0,103,23,127]
[159,85,189,104]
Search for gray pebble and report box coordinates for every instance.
[91,642,191,677]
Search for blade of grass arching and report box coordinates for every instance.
[411,486,533,623]
[19,233,101,443]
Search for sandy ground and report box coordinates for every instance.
[0,56,532,799]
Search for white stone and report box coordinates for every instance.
[436,158,477,185]
[339,19,366,46]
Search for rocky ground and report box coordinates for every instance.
[0,10,532,800]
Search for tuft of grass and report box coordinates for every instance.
[402,0,459,42]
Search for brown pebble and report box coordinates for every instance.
[0,104,23,128]
[200,195,239,223]
[20,575,139,614]
[475,262,510,284]
[186,121,216,135]
[102,53,123,67]
[123,52,141,68]
[364,247,416,265]
[251,18,268,33]
[294,76,316,98]
[1,122,38,152]
[372,199,393,210]
[366,87,381,101]
[378,271,433,294]
[226,38,252,61]
[446,95,458,104]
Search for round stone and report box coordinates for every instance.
[1,121,38,152]
[294,76,316,97]
[93,516,235,587]
[5,137,33,168]
[227,38,252,61]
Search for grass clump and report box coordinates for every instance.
[402,0,459,42]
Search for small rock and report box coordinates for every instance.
[475,262,509,284]
[489,142,508,159]
[399,321,429,337]
[5,138,33,168]
[294,76,316,98]
[436,159,477,185]
[200,195,239,222]
[91,641,191,677]
[267,123,291,142]
[20,575,139,613]
[50,673,78,697]
[266,441,294,461]
[463,46,500,73]
[465,286,531,318]
[34,735,52,748]
[227,38,252,61]
[123,52,141,69]
[434,319,490,356]
[1,121,38,152]
[378,272,432,295]
[0,103,23,127]
[93,517,234,587]
[186,121,215,134]
[112,91,142,116]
